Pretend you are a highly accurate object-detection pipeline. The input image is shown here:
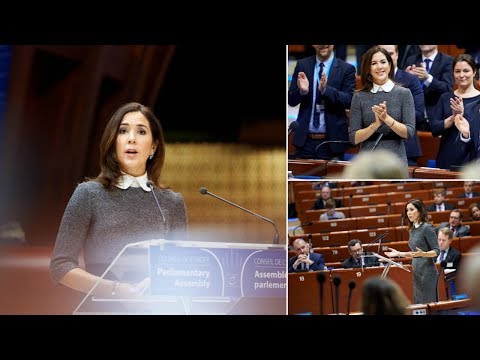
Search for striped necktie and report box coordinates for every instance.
[313,62,325,129]
[439,250,446,262]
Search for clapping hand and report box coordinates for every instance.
[297,72,309,94]
[371,101,387,122]
[454,113,470,138]
[450,96,464,116]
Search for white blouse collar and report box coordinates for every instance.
[115,171,151,192]
[371,79,395,93]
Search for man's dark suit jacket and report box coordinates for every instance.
[404,52,454,123]
[395,69,425,158]
[288,252,325,273]
[441,247,462,271]
[343,255,380,269]
[436,222,471,237]
[426,203,454,212]
[458,192,480,198]
[288,55,356,154]
[312,197,343,210]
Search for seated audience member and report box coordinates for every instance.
[343,239,380,268]
[468,203,480,221]
[458,181,480,198]
[436,227,462,271]
[320,199,346,220]
[312,185,342,210]
[426,190,454,212]
[457,244,480,311]
[312,181,338,190]
[361,276,410,315]
[342,150,408,179]
[436,209,471,237]
[288,238,325,273]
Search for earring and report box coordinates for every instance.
[149,154,153,160]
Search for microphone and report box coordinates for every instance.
[317,272,326,315]
[146,180,167,234]
[349,193,353,218]
[377,231,386,254]
[288,121,299,136]
[387,201,391,228]
[364,232,389,255]
[400,212,405,242]
[371,133,383,151]
[333,276,341,315]
[199,187,279,244]
[347,280,356,315]
[307,233,313,253]
[292,222,313,236]
[315,140,352,157]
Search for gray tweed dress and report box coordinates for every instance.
[409,222,440,304]
[50,181,189,283]
[349,85,416,167]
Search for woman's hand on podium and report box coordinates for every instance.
[116,277,150,298]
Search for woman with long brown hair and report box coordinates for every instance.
[50,102,188,298]
[349,46,415,170]
[385,199,439,304]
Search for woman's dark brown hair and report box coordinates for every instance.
[404,199,430,230]
[358,46,395,92]
[94,102,165,189]
[453,53,480,90]
[361,276,410,315]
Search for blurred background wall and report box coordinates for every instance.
[0,44,286,247]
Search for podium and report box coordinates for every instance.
[368,252,411,277]
[73,239,287,315]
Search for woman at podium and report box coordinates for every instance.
[49,102,189,298]
[385,199,440,304]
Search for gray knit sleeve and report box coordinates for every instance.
[424,223,440,256]
[50,182,93,284]
[349,91,363,144]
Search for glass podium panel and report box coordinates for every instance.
[73,239,287,315]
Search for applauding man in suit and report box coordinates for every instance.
[288,45,356,160]
[404,45,454,131]
[379,45,425,166]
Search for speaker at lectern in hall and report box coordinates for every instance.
[73,239,287,315]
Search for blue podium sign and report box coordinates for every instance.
[149,242,286,298]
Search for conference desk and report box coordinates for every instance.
[288,159,461,179]
[288,265,449,315]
